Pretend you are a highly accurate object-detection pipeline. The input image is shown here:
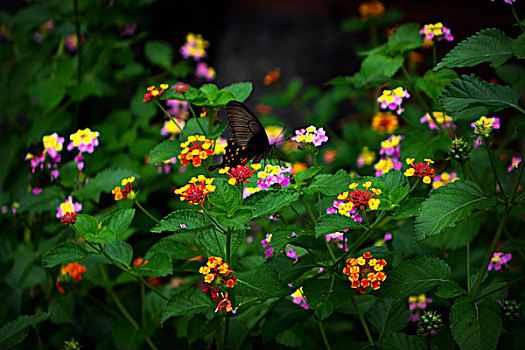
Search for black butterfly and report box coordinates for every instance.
[209,101,275,170]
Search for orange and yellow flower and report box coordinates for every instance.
[112,177,136,201]
[358,1,385,21]
[174,175,216,206]
[372,111,398,134]
[343,252,387,293]
[337,181,382,214]
[264,67,280,85]
[404,158,436,184]
[56,262,87,293]
[219,164,261,185]
[143,84,169,103]
[179,135,214,167]
[200,256,238,313]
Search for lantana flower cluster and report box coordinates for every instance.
[290,287,309,309]
[264,67,280,85]
[161,119,186,138]
[256,164,293,190]
[420,112,454,131]
[219,164,261,185]
[372,112,398,134]
[174,175,216,206]
[166,99,189,119]
[112,177,136,201]
[358,0,385,21]
[420,23,454,42]
[261,233,299,260]
[343,252,387,293]
[178,135,214,167]
[195,62,216,81]
[180,33,209,61]
[377,87,410,115]
[56,262,87,293]
[67,128,100,171]
[337,181,382,213]
[199,256,237,313]
[357,146,376,168]
[433,172,459,189]
[291,126,328,148]
[409,294,433,322]
[56,196,82,225]
[327,199,362,222]
[374,135,403,176]
[488,252,512,271]
[508,157,521,173]
[325,231,349,251]
[404,158,436,184]
[143,84,169,103]
[472,116,500,147]
[26,132,65,179]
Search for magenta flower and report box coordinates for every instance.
[377,88,410,115]
[488,252,512,271]
[290,287,309,309]
[409,294,432,322]
[327,200,362,223]
[256,165,292,190]
[291,126,328,147]
[508,157,521,173]
[195,62,216,81]
[420,23,454,42]
[180,33,209,61]
[120,23,137,37]
[166,99,189,118]
[56,196,82,219]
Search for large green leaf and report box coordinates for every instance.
[361,54,404,81]
[303,169,351,196]
[151,210,212,233]
[133,253,172,277]
[42,243,88,268]
[513,32,525,58]
[149,140,181,163]
[435,29,513,70]
[379,256,450,298]
[105,241,133,268]
[161,288,213,324]
[439,74,521,114]
[387,23,423,54]
[196,229,245,257]
[235,262,280,298]
[415,69,458,100]
[243,191,299,218]
[302,278,352,320]
[314,214,362,237]
[104,209,136,237]
[415,180,495,240]
[366,299,410,341]
[146,239,199,260]
[450,297,502,350]
[0,313,49,349]
[221,82,252,102]
[144,40,173,68]
[381,170,410,204]
[207,178,241,212]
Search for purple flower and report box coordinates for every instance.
[488,252,512,271]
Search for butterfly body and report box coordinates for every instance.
[210,101,274,170]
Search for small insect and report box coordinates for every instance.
[210,101,276,170]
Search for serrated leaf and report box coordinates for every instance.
[151,210,212,233]
[302,278,352,320]
[150,140,181,163]
[415,180,495,240]
[439,74,521,114]
[421,218,480,250]
[235,263,280,298]
[436,29,513,70]
[87,228,116,245]
[207,178,241,211]
[147,239,198,260]
[366,299,410,341]
[435,280,467,299]
[134,253,172,277]
[0,313,49,349]
[73,214,98,235]
[42,243,88,268]
[381,170,409,204]
[392,198,424,219]
[221,82,252,102]
[303,169,351,195]
[315,214,362,237]
[379,256,450,298]
[450,297,502,350]
[294,166,325,184]
[105,241,133,268]
[388,23,423,53]
[196,229,245,257]
[382,332,426,350]
[199,84,219,97]
[514,32,525,58]
[415,69,458,100]
[104,209,135,236]
[161,288,214,324]
[243,190,299,218]
[361,54,404,81]
[144,40,173,68]
[210,90,236,106]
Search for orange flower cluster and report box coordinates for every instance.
[343,252,387,293]
[133,257,149,267]
[372,112,398,134]
[404,158,436,184]
[179,135,214,167]
[264,67,280,85]
[56,262,87,293]
[143,84,169,102]
[199,256,238,313]
[112,177,135,201]
[219,164,261,185]
[359,1,385,21]
[174,175,216,206]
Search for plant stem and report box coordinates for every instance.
[352,296,374,345]
[315,310,331,350]
[134,199,160,224]
[511,4,525,32]
[290,205,314,229]
[73,0,83,84]
[154,100,189,138]
[301,196,317,224]
[141,282,146,326]
[466,217,471,295]
[183,93,206,135]
[324,239,338,265]
[348,211,385,254]
[484,139,507,202]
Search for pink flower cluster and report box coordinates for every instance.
[409,294,432,322]
[508,157,521,173]
[327,200,362,223]
[260,233,299,260]
[377,88,410,115]
[374,135,404,176]
[256,165,292,190]
[420,23,454,42]
[67,129,100,171]
[25,133,65,179]
[195,62,216,81]
[290,287,309,309]
[291,126,328,147]
[325,231,349,251]
[488,252,512,271]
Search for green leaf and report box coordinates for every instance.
[450,297,502,350]
[415,180,495,240]
[196,229,245,257]
[513,32,525,58]
[212,207,253,228]
[151,210,212,233]
[134,253,172,277]
[379,256,450,298]
[104,209,136,237]
[199,84,219,97]
[392,198,424,220]
[388,23,423,53]
[221,82,253,102]
[302,278,352,320]
[496,64,525,88]
[207,178,241,212]
[161,288,214,324]
[73,214,99,235]
[294,166,325,184]
[439,74,521,114]
[303,169,351,196]
[415,69,458,100]
[381,170,409,204]
[144,40,173,68]
[315,214,362,237]
[160,85,207,105]
[435,29,513,70]
[0,313,49,349]
[71,168,138,203]
[42,243,88,268]
[366,299,410,341]
[150,140,181,163]
[361,54,404,81]
[87,228,116,245]
[243,190,299,219]
[112,320,155,350]
[105,241,133,268]
[382,332,426,350]
[147,239,198,260]
[435,280,467,299]
[210,90,236,106]
[421,218,480,250]
[235,262,280,298]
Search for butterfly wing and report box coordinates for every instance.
[208,139,252,171]
[226,101,270,148]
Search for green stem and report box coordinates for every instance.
[324,239,338,265]
[484,138,507,202]
[183,93,206,135]
[511,4,525,32]
[290,205,314,229]
[134,199,160,224]
[301,196,317,224]
[348,211,385,254]
[315,310,331,350]
[466,217,471,295]
[352,296,374,345]
[201,207,227,234]
[73,0,83,84]
[154,100,189,138]
[141,282,146,326]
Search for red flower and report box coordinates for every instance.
[343,252,387,294]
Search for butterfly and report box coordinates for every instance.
[209,101,275,170]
